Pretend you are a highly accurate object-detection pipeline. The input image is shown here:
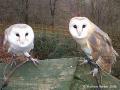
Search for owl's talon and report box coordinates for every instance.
[89,68,98,76]
[79,59,88,65]
[29,58,39,66]
[10,60,17,66]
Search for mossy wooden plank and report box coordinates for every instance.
[71,60,120,90]
[0,57,119,90]
[0,58,78,90]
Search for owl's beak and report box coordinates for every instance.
[19,38,25,45]
[76,29,81,36]
[20,41,24,44]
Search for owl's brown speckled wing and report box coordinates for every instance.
[88,29,118,73]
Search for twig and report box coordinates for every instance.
[1,60,28,89]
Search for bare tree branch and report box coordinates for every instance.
[49,0,58,28]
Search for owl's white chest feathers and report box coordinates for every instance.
[8,42,34,55]
[75,37,92,56]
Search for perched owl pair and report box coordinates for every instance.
[69,17,118,76]
[2,17,118,77]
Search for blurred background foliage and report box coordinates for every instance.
[0,0,119,79]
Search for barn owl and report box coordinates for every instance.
[69,17,118,76]
[3,24,38,65]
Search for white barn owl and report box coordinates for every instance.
[3,24,38,65]
[69,17,118,76]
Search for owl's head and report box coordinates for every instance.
[6,24,34,47]
[69,17,93,39]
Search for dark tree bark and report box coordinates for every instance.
[49,0,58,28]
[24,0,29,24]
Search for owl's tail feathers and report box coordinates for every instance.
[96,56,112,73]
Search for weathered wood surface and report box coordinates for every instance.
[0,58,78,90]
[0,57,119,90]
[71,59,120,90]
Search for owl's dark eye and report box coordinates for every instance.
[25,33,28,36]
[73,25,77,29]
[82,25,86,28]
[16,33,20,37]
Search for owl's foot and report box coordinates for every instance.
[9,55,17,66]
[10,60,17,66]
[31,58,39,65]
[79,59,88,65]
[27,57,39,66]
[89,68,99,76]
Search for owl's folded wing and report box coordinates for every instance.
[88,28,118,73]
